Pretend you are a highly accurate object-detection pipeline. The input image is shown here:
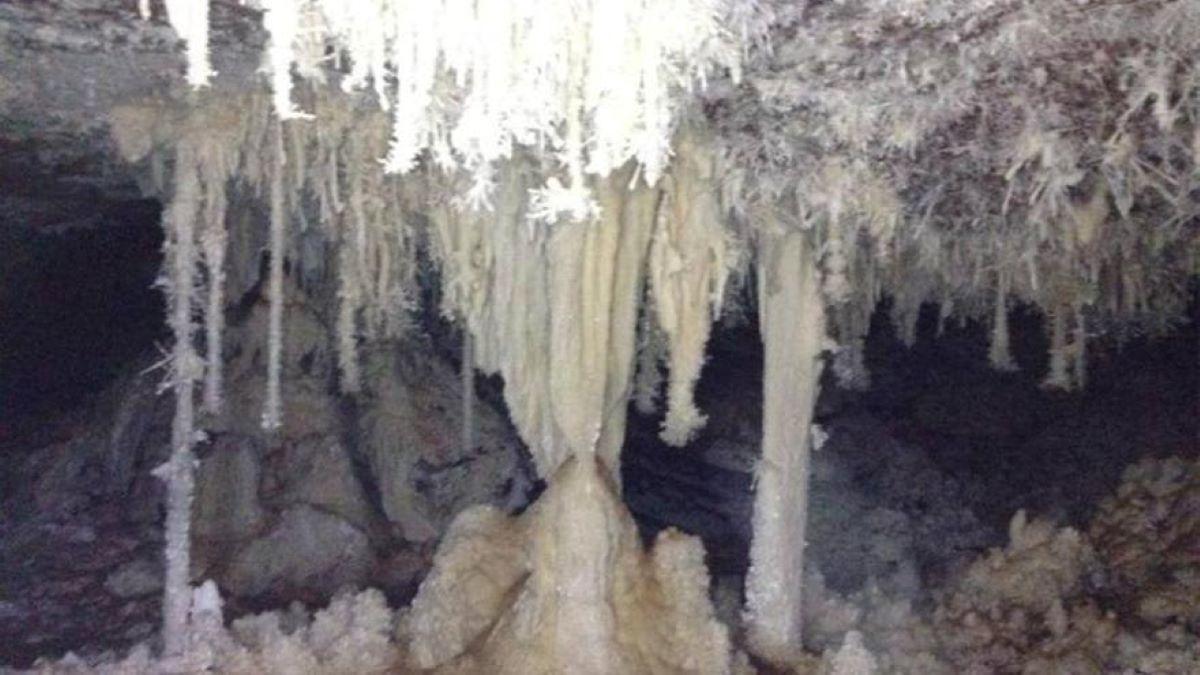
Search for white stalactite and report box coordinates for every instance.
[988,268,1017,371]
[158,144,202,657]
[261,0,309,119]
[1043,305,1071,390]
[1042,301,1088,391]
[745,229,826,665]
[262,124,286,431]
[163,0,212,88]
[649,125,728,447]
[200,191,227,416]
[245,0,734,217]
[431,161,657,480]
[593,172,660,480]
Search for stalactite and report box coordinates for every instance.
[262,123,287,431]
[336,237,362,394]
[1073,301,1088,390]
[936,293,954,338]
[988,268,1017,371]
[462,327,475,455]
[1043,305,1072,390]
[890,293,921,349]
[745,228,826,665]
[261,0,309,119]
[649,125,728,447]
[162,0,211,88]
[430,160,657,480]
[633,300,666,416]
[832,303,871,390]
[156,144,202,657]
[592,171,660,481]
[199,181,227,416]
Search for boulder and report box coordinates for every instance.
[103,557,162,599]
[223,506,373,599]
[193,438,266,544]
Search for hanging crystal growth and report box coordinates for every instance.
[167,0,739,220]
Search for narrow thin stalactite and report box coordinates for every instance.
[200,195,227,416]
[649,126,728,447]
[336,238,362,394]
[462,326,475,455]
[592,170,659,482]
[1043,305,1071,389]
[157,146,201,658]
[162,0,212,88]
[745,229,826,665]
[632,302,664,416]
[262,123,287,431]
[988,268,1017,371]
[1073,301,1088,389]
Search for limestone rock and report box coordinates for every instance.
[271,437,374,533]
[360,348,533,543]
[223,506,373,599]
[103,558,163,599]
[193,438,266,544]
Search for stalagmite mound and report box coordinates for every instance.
[403,453,739,675]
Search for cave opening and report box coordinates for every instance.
[0,166,165,463]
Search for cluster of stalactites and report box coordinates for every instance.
[122,92,733,482]
[145,0,739,224]
[720,1,1200,390]
[429,122,732,479]
[112,92,419,432]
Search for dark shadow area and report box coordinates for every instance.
[622,280,1199,595]
[0,199,166,449]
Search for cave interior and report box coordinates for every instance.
[0,1,1198,673]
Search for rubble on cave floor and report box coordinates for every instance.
[12,455,1198,674]
[0,500,161,668]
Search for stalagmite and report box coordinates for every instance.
[649,126,729,447]
[404,454,735,674]
[262,124,287,430]
[745,228,827,665]
[156,144,202,657]
[988,268,1017,371]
